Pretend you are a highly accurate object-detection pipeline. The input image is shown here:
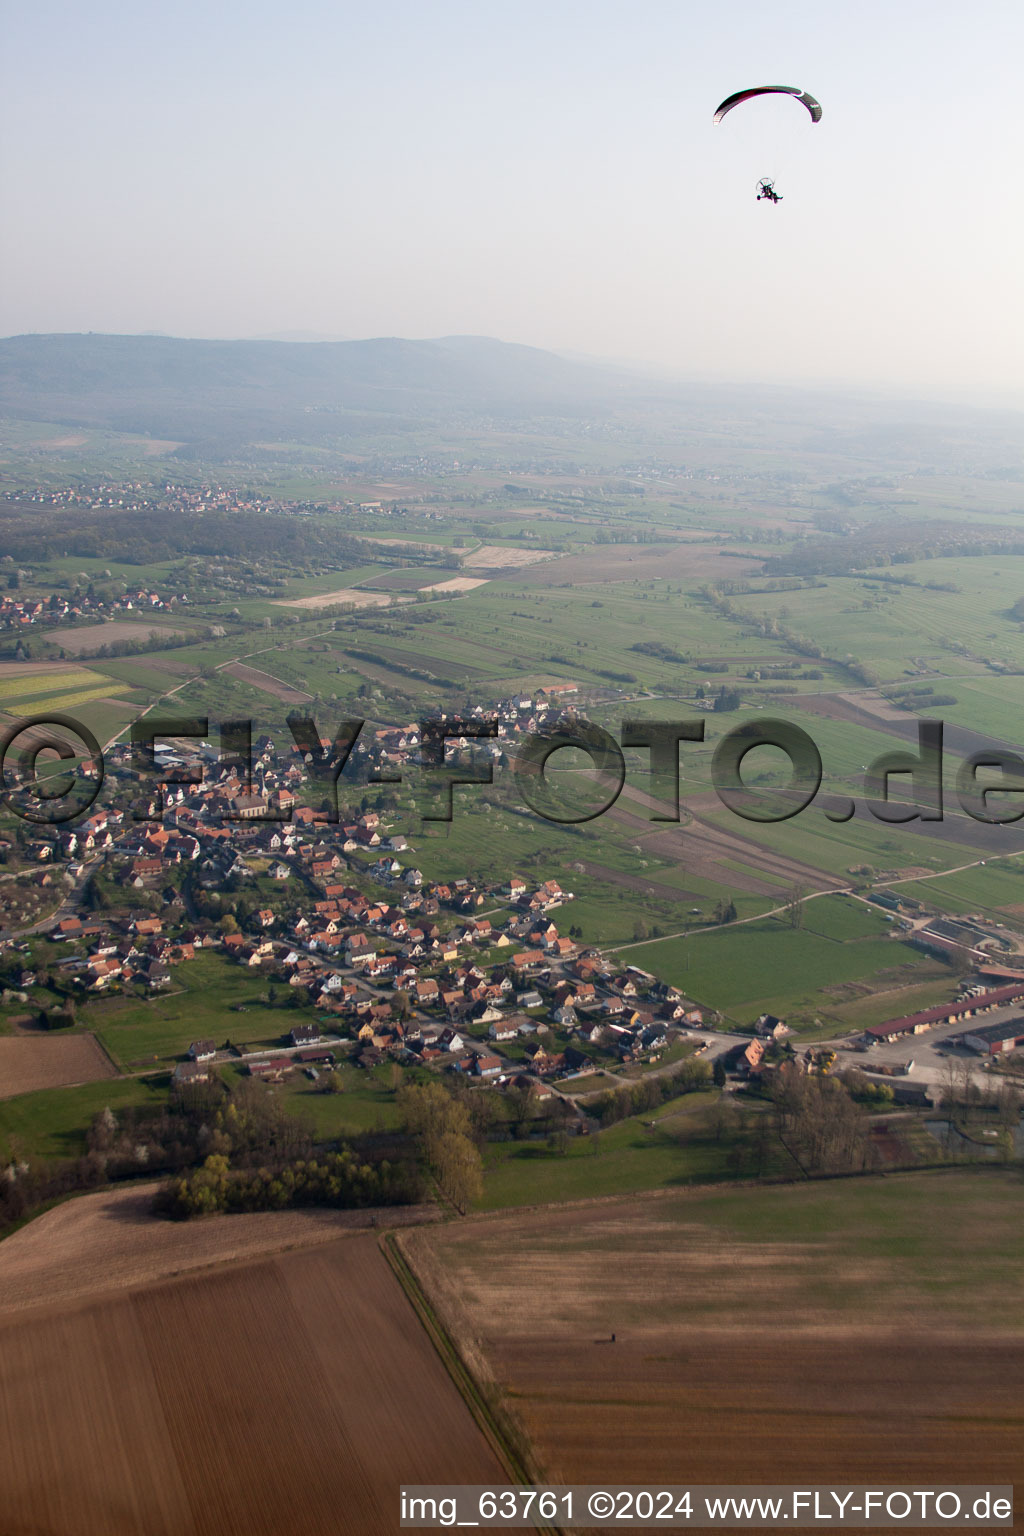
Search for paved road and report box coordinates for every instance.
[0,856,102,943]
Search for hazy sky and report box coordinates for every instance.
[2,0,1022,404]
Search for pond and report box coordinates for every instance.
[924,1116,1024,1158]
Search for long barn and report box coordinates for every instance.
[868,983,1024,1044]
[961,1018,1024,1056]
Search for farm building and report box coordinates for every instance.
[295,1047,336,1066]
[188,1040,217,1062]
[248,1056,293,1079]
[912,931,986,963]
[171,1061,210,1087]
[724,1039,764,1076]
[868,983,1024,1043]
[960,1018,1024,1056]
[887,1081,936,1107]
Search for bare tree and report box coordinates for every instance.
[507,1085,534,1137]
[431,1130,483,1213]
[397,1080,483,1213]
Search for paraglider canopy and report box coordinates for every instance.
[714,86,822,124]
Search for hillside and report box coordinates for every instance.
[1,332,1022,475]
[0,332,633,443]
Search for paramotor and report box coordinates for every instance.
[713,86,822,124]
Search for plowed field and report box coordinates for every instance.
[0,1033,117,1099]
[411,1171,1024,1534]
[1,1220,515,1536]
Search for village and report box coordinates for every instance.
[0,695,728,1113]
[4,692,1024,1131]
[0,580,187,642]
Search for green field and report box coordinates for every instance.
[87,953,312,1068]
[621,909,943,1024]
[7,405,1024,1211]
[895,858,1024,915]
[659,1168,1024,1319]
[0,668,108,701]
[462,1168,1024,1329]
[0,1075,170,1161]
[824,977,960,1031]
[799,894,893,940]
[270,1062,404,1136]
[479,1092,740,1209]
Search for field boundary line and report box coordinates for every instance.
[469,1161,1016,1227]
[381,1229,562,1533]
[89,1029,122,1076]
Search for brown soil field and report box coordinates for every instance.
[56,622,193,655]
[0,1182,437,1315]
[354,535,445,550]
[422,575,490,592]
[220,661,312,704]
[462,544,557,568]
[270,586,408,609]
[517,541,763,587]
[556,772,833,896]
[837,690,917,725]
[0,660,90,679]
[0,1225,519,1536]
[0,1033,117,1099]
[642,808,834,895]
[869,1120,913,1164]
[410,1172,1024,1534]
[343,654,436,691]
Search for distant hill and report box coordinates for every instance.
[0,332,634,446]
[0,332,1021,475]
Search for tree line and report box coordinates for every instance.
[154,1146,420,1218]
[591,1055,712,1126]
[0,502,379,567]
